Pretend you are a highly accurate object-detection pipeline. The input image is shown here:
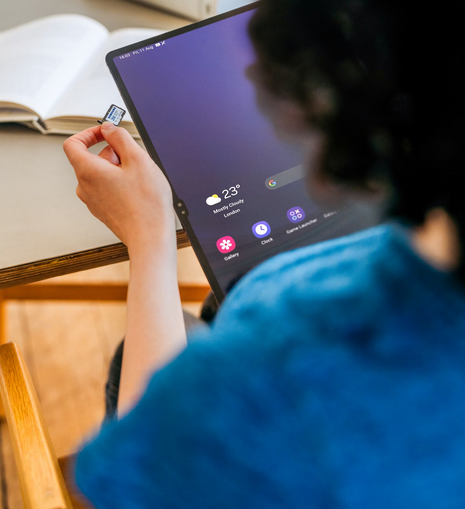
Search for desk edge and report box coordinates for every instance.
[0,230,190,289]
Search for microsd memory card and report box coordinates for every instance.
[98,104,126,126]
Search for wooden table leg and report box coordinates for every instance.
[0,291,5,417]
[0,290,6,345]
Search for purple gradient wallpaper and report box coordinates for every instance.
[113,8,378,295]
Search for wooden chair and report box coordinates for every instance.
[0,342,90,509]
[0,282,211,344]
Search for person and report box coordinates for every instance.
[63,0,465,507]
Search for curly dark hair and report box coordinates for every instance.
[249,0,465,270]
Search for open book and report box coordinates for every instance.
[136,0,253,21]
[0,15,165,136]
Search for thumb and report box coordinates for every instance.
[98,144,121,165]
[100,122,141,164]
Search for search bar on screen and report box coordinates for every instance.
[265,165,305,190]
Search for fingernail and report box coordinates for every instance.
[101,122,116,131]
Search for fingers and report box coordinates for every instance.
[63,126,107,172]
[99,145,121,165]
[100,122,142,164]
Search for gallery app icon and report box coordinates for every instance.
[287,206,306,223]
[217,236,236,253]
[252,221,271,238]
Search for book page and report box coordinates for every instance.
[48,28,165,122]
[0,15,108,119]
[0,108,38,123]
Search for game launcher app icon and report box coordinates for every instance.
[217,236,236,253]
[287,207,306,223]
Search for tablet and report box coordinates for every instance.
[106,3,379,301]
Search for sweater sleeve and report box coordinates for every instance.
[74,329,327,509]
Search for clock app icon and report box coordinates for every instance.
[252,221,271,239]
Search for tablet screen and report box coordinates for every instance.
[108,5,379,299]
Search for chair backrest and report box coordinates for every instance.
[0,342,73,509]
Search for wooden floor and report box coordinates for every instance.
[0,248,208,509]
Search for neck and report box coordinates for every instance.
[411,208,461,272]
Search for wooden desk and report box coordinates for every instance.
[0,1,190,290]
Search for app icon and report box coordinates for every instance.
[287,206,306,223]
[206,194,221,206]
[217,236,236,253]
[268,179,277,187]
[252,221,271,238]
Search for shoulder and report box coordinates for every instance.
[229,224,392,301]
[212,224,398,345]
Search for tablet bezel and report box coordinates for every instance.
[106,3,260,302]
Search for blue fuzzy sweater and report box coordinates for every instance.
[76,224,465,508]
